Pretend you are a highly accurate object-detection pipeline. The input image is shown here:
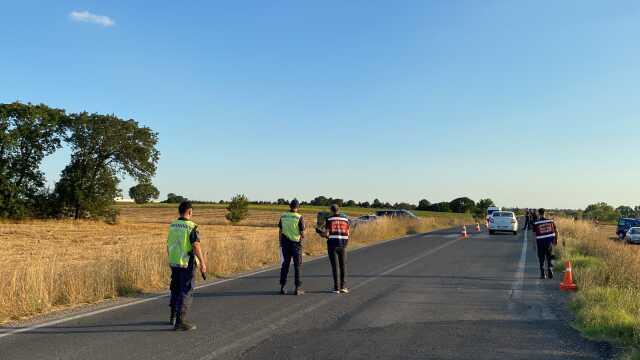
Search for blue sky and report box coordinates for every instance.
[2,1,639,209]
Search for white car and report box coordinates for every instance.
[488,211,518,235]
[625,227,640,244]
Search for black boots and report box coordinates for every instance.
[174,312,197,331]
[174,320,197,331]
[540,268,554,279]
[169,308,176,326]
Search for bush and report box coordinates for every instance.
[225,194,249,224]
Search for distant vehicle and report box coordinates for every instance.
[486,206,501,223]
[351,215,378,228]
[375,209,418,219]
[488,211,518,235]
[624,227,640,244]
[617,218,640,239]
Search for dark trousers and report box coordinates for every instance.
[328,245,347,289]
[536,238,553,271]
[169,264,195,320]
[280,238,302,287]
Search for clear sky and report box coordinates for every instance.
[2,1,639,209]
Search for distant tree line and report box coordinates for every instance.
[164,194,497,217]
[579,202,640,222]
[0,102,159,221]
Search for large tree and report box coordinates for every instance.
[616,205,635,218]
[583,202,618,222]
[472,198,495,219]
[54,112,159,219]
[449,197,476,213]
[0,102,67,218]
[417,199,431,211]
[129,182,160,204]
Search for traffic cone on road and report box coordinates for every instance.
[460,226,469,239]
[560,260,578,291]
[475,223,481,232]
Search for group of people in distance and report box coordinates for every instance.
[524,208,559,280]
[165,199,350,331]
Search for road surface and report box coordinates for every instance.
[1,226,615,359]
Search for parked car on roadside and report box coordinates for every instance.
[617,218,640,239]
[488,211,518,235]
[351,215,378,228]
[624,227,640,244]
[375,209,418,219]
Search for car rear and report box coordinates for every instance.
[618,218,640,239]
[488,211,518,235]
[626,227,640,244]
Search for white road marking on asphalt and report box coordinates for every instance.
[508,230,557,320]
[0,228,450,340]
[198,238,460,360]
[512,229,528,299]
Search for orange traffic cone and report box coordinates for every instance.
[560,260,577,291]
[475,223,481,232]
[460,225,469,239]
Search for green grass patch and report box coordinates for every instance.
[571,287,639,346]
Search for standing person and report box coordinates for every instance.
[533,208,559,279]
[278,199,305,295]
[324,204,350,294]
[167,201,207,331]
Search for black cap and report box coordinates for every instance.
[290,199,300,209]
[330,204,339,213]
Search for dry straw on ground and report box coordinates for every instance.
[556,218,640,350]
[0,208,468,323]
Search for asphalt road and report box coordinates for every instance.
[1,225,615,360]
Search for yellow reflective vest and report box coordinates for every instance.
[167,219,197,268]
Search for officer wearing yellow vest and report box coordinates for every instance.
[167,201,207,331]
[278,199,305,295]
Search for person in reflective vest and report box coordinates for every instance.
[278,199,305,295]
[533,208,558,280]
[167,201,207,331]
[323,204,350,294]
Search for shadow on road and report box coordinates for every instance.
[1,321,172,335]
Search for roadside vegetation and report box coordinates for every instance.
[0,206,471,323]
[556,218,640,358]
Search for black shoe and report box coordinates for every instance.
[294,288,305,296]
[540,270,547,279]
[174,320,197,331]
[547,269,554,279]
[169,309,176,326]
[280,286,286,295]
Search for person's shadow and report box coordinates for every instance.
[2,321,172,335]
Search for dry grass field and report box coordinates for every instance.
[0,205,472,323]
[556,218,640,357]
